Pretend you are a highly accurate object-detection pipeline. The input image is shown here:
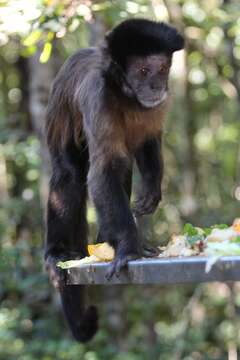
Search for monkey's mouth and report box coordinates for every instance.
[139,91,168,109]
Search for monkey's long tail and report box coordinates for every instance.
[59,285,98,342]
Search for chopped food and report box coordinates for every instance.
[206,227,239,243]
[159,218,240,259]
[88,242,114,261]
[57,218,240,271]
[57,243,115,269]
[57,255,100,269]
[233,218,240,233]
[205,242,240,256]
[159,235,198,257]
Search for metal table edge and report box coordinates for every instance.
[62,256,240,285]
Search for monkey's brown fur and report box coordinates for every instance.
[46,47,169,166]
[45,18,184,343]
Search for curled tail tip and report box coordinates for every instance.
[71,306,98,343]
[60,285,98,343]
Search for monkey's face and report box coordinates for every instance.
[125,54,171,109]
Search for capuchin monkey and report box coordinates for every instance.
[45,18,184,342]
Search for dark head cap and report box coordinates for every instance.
[106,18,184,70]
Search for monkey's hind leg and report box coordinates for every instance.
[45,146,98,342]
[45,168,88,287]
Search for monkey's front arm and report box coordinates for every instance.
[134,137,163,216]
[87,148,140,278]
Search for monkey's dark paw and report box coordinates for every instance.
[106,253,139,280]
[46,252,84,288]
[45,256,66,289]
[133,190,161,217]
[47,262,65,289]
[141,244,160,257]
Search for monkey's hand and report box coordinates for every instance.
[133,185,161,217]
[141,243,160,257]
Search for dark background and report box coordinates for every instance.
[0,1,240,359]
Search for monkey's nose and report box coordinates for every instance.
[150,82,161,91]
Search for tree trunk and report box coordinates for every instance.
[28,42,62,206]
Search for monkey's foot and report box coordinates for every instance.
[106,253,139,280]
[141,244,160,257]
[46,252,83,288]
[46,256,66,288]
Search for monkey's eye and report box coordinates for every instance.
[159,64,169,73]
[140,67,149,76]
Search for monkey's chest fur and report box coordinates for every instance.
[105,103,167,161]
[123,106,165,151]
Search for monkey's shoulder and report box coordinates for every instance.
[63,47,100,71]
[52,47,102,90]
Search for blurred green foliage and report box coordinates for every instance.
[0,0,240,359]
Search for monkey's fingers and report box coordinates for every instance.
[46,254,82,289]
[141,244,160,257]
[106,254,139,280]
[46,261,66,288]
[133,195,159,216]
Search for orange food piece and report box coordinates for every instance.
[233,219,240,233]
[233,224,240,233]
[87,243,114,261]
[88,244,102,256]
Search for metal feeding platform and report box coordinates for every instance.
[62,256,240,285]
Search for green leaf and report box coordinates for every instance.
[203,227,212,236]
[47,31,54,41]
[21,45,37,58]
[183,223,198,236]
[40,42,52,63]
[23,30,42,47]
[212,224,228,230]
[231,236,240,243]
[203,224,229,236]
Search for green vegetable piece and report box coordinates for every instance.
[203,227,212,236]
[231,236,240,243]
[183,223,198,236]
[56,260,79,269]
[211,224,228,230]
[186,234,205,247]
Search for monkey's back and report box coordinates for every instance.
[46,47,103,149]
